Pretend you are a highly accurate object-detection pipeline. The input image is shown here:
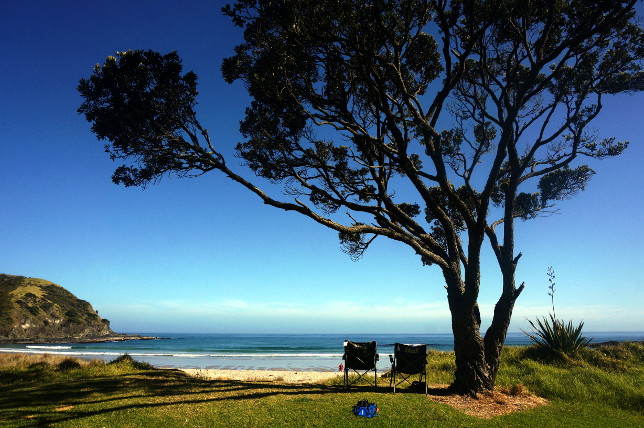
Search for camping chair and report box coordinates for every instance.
[343,340,379,387]
[389,343,428,394]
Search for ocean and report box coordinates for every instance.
[1,332,641,371]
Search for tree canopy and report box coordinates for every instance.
[78,0,643,394]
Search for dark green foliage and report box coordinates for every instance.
[338,224,371,261]
[109,354,135,365]
[16,299,41,316]
[26,361,51,372]
[78,1,643,394]
[78,50,204,187]
[64,309,80,324]
[41,284,101,325]
[57,358,82,371]
[538,165,596,206]
[0,275,20,325]
[524,314,592,355]
[423,186,480,250]
[43,284,89,312]
[16,293,40,316]
[109,354,154,370]
[512,192,541,220]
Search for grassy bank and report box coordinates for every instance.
[0,343,642,427]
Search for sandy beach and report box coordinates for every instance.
[180,368,344,384]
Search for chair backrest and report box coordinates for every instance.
[343,340,378,370]
[393,343,427,374]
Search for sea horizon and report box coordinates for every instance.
[1,331,641,372]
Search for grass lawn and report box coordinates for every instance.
[0,343,642,427]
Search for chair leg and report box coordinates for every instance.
[424,370,428,395]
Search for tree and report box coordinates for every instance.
[78,0,643,394]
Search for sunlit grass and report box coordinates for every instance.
[0,343,642,427]
[0,352,99,368]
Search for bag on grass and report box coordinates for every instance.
[353,399,378,418]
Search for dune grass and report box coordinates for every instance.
[0,343,642,427]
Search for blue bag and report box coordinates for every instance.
[353,399,378,418]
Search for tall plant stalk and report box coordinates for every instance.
[547,266,556,319]
[524,267,591,355]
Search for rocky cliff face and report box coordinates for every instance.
[0,274,115,341]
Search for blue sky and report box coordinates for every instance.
[1,1,642,335]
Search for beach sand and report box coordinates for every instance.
[181,368,344,384]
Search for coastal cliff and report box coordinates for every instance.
[0,274,150,343]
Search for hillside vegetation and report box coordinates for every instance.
[0,274,114,341]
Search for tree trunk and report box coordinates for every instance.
[448,282,523,395]
[450,303,495,395]
[484,282,524,385]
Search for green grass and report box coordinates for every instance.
[0,343,642,427]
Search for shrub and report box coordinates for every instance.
[109,354,154,370]
[27,361,51,371]
[57,358,82,371]
[64,309,80,323]
[524,267,591,356]
[26,305,40,316]
[525,314,592,355]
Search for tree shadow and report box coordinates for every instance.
[1,367,379,426]
[426,384,455,396]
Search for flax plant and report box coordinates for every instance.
[524,268,592,356]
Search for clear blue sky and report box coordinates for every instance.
[1,1,642,335]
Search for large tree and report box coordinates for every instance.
[78,0,643,394]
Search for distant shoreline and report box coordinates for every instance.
[0,334,162,344]
[1,334,641,372]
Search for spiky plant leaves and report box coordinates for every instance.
[524,314,592,356]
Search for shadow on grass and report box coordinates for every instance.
[1,368,402,426]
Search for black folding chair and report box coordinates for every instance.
[389,343,428,394]
[343,340,379,387]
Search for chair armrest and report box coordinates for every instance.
[389,354,394,364]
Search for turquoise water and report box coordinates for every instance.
[1,332,641,371]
